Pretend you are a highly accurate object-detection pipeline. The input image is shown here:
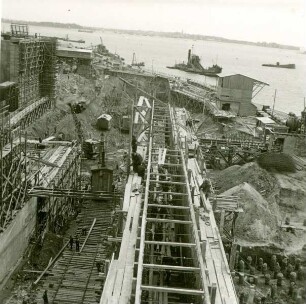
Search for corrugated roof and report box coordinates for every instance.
[218,73,269,86]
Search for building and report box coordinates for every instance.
[1,24,57,110]
[216,74,268,117]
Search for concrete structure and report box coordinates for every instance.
[216,74,268,116]
[1,34,57,109]
[0,198,37,284]
[56,47,93,77]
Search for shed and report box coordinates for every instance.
[91,165,113,193]
[96,114,112,130]
[216,74,268,117]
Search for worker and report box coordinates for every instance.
[164,269,171,285]
[42,290,48,304]
[131,152,143,174]
[69,235,74,250]
[75,236,80,252]
[81,226,87,236]
[199,178,211,199]
[132,135,137,153]
[96,261,102,273]
[137,163,145,180]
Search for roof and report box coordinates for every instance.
[0,81,16,88]
[256,117,276,124]
[97,114,112,121]
[218,73,269,86]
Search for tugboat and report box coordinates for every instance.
[262,62,295,69]
[167,49,222,77]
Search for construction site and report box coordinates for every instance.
[1,23,306,304]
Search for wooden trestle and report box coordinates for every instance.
[100,97,238,304]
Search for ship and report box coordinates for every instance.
[167,49,222,77]
[78,29,94,33]
[262,62,295,69]
[131,52,145,67]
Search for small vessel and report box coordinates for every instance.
[167,49,222,77]
[78,29,94,33]
[262,62,295,69]
[58,35,85,43]
[131,53,145,67]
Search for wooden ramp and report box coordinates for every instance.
[188,157,238,304]
[100,175,142,304]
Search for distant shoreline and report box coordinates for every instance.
[1,18,300,51]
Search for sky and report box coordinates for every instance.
[1,0,306,47]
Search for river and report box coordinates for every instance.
[2,22,306,115]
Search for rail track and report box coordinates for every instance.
[36,199,114,304]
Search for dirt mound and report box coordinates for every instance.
[257,152,296,173]
[221,182,279,242]
[214,162,277,195]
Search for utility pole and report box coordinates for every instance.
[271,89,277,117]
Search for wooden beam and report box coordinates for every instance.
[143,263,200,272]
[34,239,70,285]
[80,218,96,253]
[146,218,192,224]
[145,240,196,247]
[148,203,190,210]
[148,190,188,196]
[149,179,186,185]
[141,285,205,296]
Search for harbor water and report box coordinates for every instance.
[2,22,306,115]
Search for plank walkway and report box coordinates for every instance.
[35,200,114,304]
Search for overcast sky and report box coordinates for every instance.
[1,0,306,47]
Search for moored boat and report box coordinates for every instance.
[262,62,295,69]
[167,48,222,77]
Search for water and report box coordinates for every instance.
[2,22,306,115]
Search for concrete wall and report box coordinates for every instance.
[0,40,11,83]
[0,198,37,284]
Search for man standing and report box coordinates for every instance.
[69,235,74,250]
[75,236,80,252]
[43,290,48,304]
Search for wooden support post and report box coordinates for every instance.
[201,240,207,262]
[229,243,237,271]
[194,206,200,230]
[210,283,217,304]
[219,210,225,236]
[104,259,110,276]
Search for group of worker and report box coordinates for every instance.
[69,235,80,252]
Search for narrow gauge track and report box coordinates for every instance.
[38,200,113,304]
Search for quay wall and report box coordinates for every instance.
[0,198,37,284]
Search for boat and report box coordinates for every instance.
[167,49,222,77]
[131,52,145,67]
[262,62,295,69]
[78,29,94,33]
[57,35,85,44]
